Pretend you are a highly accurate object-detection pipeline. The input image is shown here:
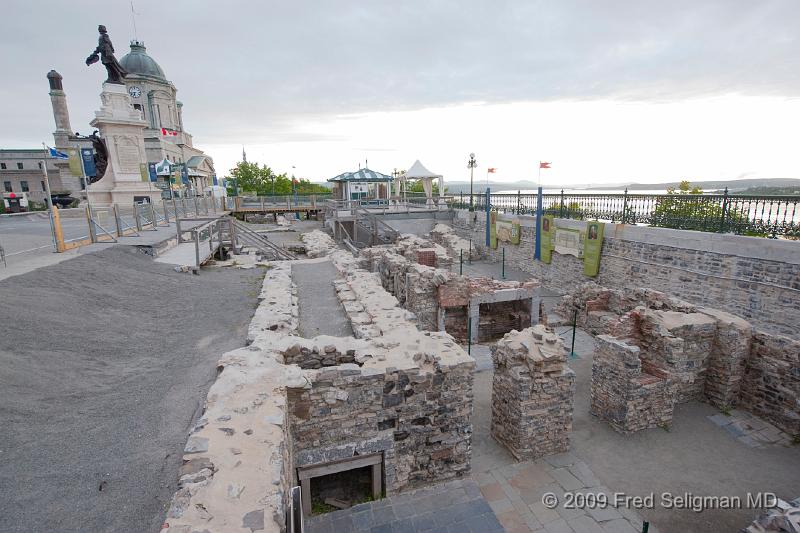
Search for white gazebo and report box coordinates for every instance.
[404,160,444,207]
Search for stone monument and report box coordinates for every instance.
[85,25,158,205]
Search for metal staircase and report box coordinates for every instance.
[354,207,399,246]
[228,218,296,260]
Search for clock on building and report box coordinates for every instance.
[128,85,142,98]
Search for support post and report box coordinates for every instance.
[719,187,729,233]
[622,187,629,224]
[371,463,382,500]
[149,202,158,230]
[484,187,491,247]
[40,158,57,252]
[194,230,201,268]
[534,186,543,260]
[86,205,97,242]
[570,309,578,358]
[134,204,143,232]
[501,247,506,279]
[113,204,122,237]
[52,206,65,252]
[459,249,463,275]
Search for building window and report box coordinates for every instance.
[41,181,46,191]
[3,181,11,192]
[0,163,6,169]
[17,162,23,170]
[38,162,43,169]
[21,181,29,192]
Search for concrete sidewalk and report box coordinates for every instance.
[0,217,212,282]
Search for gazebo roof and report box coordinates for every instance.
[405,160,442,179]
[328,168,394,183]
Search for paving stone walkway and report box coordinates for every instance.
[305,479,503,532]
[292,259,354,338]
[707,409,795,448]
[469,327,653,533]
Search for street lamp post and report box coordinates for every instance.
[468,152,477,211]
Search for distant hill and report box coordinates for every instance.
[584,178,800,192]
[310,178,800,194]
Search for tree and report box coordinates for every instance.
[650,180,756,234]
[406,180,445,194]
[225,161,330,195]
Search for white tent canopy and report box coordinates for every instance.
[405,160,442,179]
[401,160,444,206]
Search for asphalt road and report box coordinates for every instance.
[0,212,90,256]
[0,246,262,533]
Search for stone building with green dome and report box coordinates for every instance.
[0,38,218,203]
[118,40,216,191]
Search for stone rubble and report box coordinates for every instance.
[430,223,485,260]
[301,229,337,258]
[743,496,800,532]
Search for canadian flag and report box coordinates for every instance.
[161,128,178,137]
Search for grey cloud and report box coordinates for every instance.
[1,0,798,147]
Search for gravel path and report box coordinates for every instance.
[292,260,354,338]
[0,246,262,533]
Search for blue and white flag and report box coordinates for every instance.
[47,146,69,160]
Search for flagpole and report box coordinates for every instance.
[40,143,57,252]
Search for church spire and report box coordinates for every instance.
[242,146,247,163]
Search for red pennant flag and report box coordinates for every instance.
[539,162,551,169]
[487,168,497,173]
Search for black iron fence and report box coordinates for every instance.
[454,190,800,237]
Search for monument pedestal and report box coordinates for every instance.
[89,83,160,206]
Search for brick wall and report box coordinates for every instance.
[288,363,474,494]
[491,326,575,460]
[451,210,800,339]
[740,332,800,436]
[591,335,676,434]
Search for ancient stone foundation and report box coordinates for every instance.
[591,335,676,434]
[491,325,575,461]
[560,283,799,437]
[288,360,474,495]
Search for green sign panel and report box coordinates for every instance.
[540,214,555,263]
[583,221,604,276]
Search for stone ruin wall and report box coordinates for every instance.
[591,335,676,434]
[163,247,478,532]
[740,331,800,437]
[448,210,800,339]
[163,261,305,533]
[491,325,575,460]
[320,249,476,488]
[559,283,800,437]
[287,362,474,495]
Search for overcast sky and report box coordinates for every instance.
[1,0,799,186]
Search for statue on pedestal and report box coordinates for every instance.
[86,25,127,84]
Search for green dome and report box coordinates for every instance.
[119,41,166,81]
